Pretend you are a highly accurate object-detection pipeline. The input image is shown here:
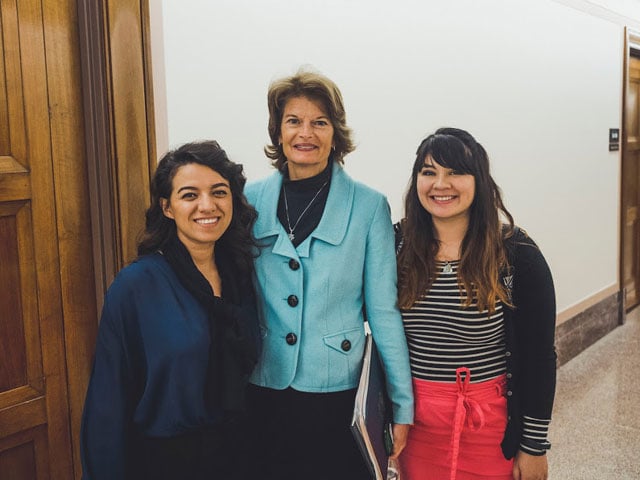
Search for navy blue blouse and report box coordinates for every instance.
[80,253,224,478]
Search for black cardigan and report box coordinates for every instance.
[501,227,557,458]
[395,224,557,459]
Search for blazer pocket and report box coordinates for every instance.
[322,327,364,355]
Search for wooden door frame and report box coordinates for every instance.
[77,0,157,311]
[73,0,156,477]
[621,27,640,313]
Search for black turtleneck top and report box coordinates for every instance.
[277,161,332,247]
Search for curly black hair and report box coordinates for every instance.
[137,140,258,277]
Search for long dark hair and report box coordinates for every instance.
[137,140,258,277]
[397,127,514,312]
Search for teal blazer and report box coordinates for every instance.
[245,162,414,424]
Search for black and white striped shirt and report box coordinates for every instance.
[401,260,550,455]
[402,261,506,383]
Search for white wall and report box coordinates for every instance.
[155,0,636,315]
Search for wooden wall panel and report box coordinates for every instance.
[0,203,45,404]
[1,0,27,165]
[41,1,98,475]
[0,443,37,480]
[0,427,49,480]
[0,214,27,391]
[0,0,76,478]
[13,0,75,468]
[0,9,7,152]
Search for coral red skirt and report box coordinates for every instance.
[399,368,514,480]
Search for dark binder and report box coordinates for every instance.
[351,334,393,480]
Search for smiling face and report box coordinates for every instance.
[279,96,334,180]
[161,163,233,254]
[416,155,476,225]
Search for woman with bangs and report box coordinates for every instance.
[395,128,557,480]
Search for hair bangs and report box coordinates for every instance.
[417,134,475,176]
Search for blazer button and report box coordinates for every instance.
[287,295,299,307]
[506,373,513,379]
[286,332,297,345]
[505,351,511,357]
[289,259,300,270]
[507,390,513,397]
[341,339,351,351]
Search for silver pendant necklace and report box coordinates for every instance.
[442,261,453,274]
[283,180,328,241]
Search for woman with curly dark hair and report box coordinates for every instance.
[81,140,260,480]
[396,128,557,480]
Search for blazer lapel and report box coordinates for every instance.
[252,163,355,259]
[296,162,354,257]
[252,171,298,258]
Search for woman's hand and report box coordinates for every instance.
[389,423,411,459]
[512,451,548,480]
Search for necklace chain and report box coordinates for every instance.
[283,181,328,241]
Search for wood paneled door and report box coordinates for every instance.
[623,32,640,312]
[0,0,97,478]
[0,0,95,480]
[0,0,154,478]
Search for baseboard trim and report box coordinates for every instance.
[554,289,623,366]
[556,284,619,325]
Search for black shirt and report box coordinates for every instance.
[277,161,332,247]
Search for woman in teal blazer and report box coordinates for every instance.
[245,69,413,480]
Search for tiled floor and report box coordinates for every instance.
[549,306,640,479]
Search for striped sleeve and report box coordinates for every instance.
[520,415,551,455]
